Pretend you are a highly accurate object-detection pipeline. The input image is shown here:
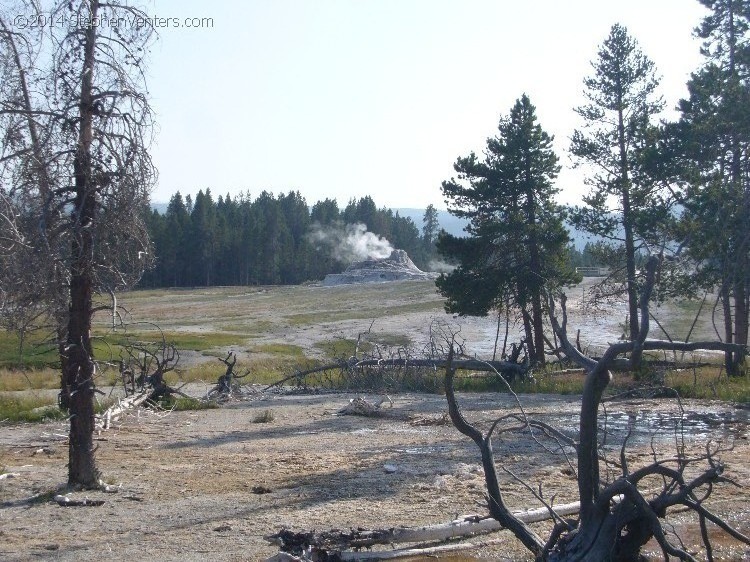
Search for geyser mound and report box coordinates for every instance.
[322,249,438,286]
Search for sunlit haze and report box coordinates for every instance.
[146,0,708,210]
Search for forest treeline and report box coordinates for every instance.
[140,191,439,287]
[139,189,605,289]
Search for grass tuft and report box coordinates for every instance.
[155,395,217,411]
[252,409,275,423]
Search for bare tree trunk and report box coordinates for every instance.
[524,180,547,366]
[732,278,748,375]
[521,308,535,363]
[531,290,546,365]
[721,284,734,375]
[63,1,100,488]
[623,219,640,343]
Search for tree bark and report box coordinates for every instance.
[63,0,100,488]
[521,307,536,364]
[613,66,641,358]
[733,280,748,375]
[721,284,735,375]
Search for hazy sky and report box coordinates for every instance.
[145,0,708,209]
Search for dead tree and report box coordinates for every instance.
[120,339,181,402]
[205,352,251,401]
[445,256,750,561]
[0,1,155,488]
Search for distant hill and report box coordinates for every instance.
[394,208,468,238]
[396,208,605,248]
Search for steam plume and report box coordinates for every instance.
[427,259,455,273]
[308,222,394,263]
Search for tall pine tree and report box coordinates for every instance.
[570,24,664,354]
[438,95,577,365]
[676,0,750,374]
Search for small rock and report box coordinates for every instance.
[251,485,272,494]
[432,475,449,489]
[383,464,398,474]
[213,523,232,532]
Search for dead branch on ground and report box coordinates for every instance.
[264,357,529,392]
[337,395,393,417]
[267,500,582,560]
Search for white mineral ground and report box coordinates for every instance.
[322,249,439,286]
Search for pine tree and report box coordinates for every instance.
[570,24,664,349]
[438,95,577,365]
[421,204,440,263]
[190,189,217,286]
[676,0,750,374]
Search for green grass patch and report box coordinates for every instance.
[509,363,750,403]
[450,373,514,393]
[93,331,243,353]
[217,320,274,334]
[249,343,306,357]
[247,357,321,385]
[286,301,441,327]
[314,339,372,359]
[0,368,60,391]
[369,333,412,348]
[665,366,750,402]
[0,395,66,423]
[0,331,58,368]
[512,369,587,395]
[174,354,321,387]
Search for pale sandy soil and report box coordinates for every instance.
[1,390,749,561]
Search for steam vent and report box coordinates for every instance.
[322,249,438,286]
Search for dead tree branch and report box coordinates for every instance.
[539,255,750,561]
[444,345,546,556]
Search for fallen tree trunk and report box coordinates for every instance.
[267,537,508,561]
[265,357,528,391]
[267,500,581,559]
[95,389,152,431]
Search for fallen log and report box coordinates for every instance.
[95,389,152,431]
[266,537,506,562]
[336,536,506,560]
[265,357,528,391]
[267,501,581,559]
[337,395,393,417]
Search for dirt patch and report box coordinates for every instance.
[2,391,749,561]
